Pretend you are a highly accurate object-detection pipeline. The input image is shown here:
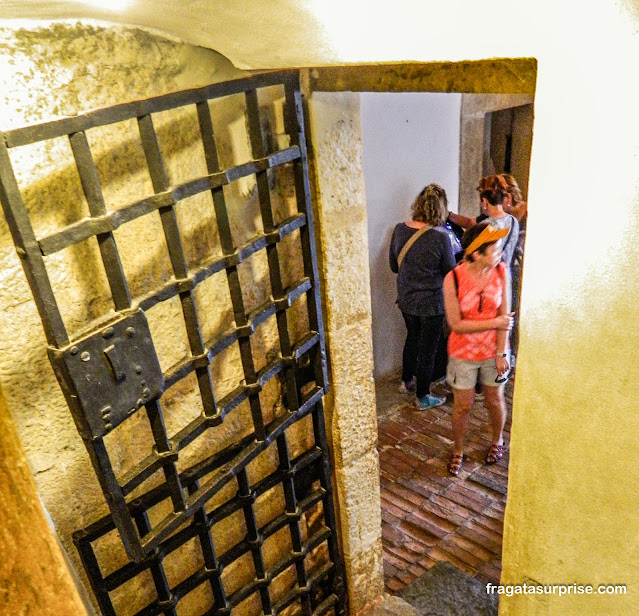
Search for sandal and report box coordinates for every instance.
[447,453,464,476]
[485,442,504,465]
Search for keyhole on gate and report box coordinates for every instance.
[103,344,126,383]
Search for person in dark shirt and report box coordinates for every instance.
[389,184,457,410]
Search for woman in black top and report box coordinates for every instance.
[389,184,458,410]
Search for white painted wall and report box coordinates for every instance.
[361,92,462,378]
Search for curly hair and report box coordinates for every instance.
[411,184,448,226]
[501,173,523,204]
[477,174,509,206]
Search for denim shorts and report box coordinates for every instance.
[446,356,508,390]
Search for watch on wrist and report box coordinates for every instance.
[496,352,508,358]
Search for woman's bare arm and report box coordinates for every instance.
[495,277,512,374]
[495,280,509,355]
[448,211,476,229]
[510,201,527,222]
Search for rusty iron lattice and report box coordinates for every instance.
[0,70,344,616]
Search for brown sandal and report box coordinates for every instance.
[447,453,464,476]
[485,442,504,465]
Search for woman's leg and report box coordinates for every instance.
[448,386,475,475]
[451,387,475,455]
[483,385,506,459]
[414,314,444,399]
[431,322,449,383]
[401,312,420,385]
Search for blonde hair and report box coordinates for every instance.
[411,184,448,226]
[501,173,523,204]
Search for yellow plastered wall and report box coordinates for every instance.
[0,380,90,615]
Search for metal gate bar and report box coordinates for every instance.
[74,403,339,616]
[0,70,343,615]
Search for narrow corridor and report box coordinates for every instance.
[376,376,513,593]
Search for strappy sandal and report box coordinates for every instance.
[447,453,464,476]
[485,442,504,465]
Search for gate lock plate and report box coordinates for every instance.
[48,310,164,440]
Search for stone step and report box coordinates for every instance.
[397,561,498,616]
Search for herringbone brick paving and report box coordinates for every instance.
[376,376,513,593]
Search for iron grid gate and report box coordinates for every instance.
[0,70,345,616]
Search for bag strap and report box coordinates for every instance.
[503,216,516,266]
[452,267,459,297]
[397,224,431,269]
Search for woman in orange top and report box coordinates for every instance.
[443,220,515,476]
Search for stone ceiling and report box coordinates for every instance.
[0,0,337,68]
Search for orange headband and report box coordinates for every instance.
[464,225,509,256]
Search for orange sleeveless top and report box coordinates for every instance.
[447,261,507,361]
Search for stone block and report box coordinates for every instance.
[334,450,383,561]
[328,319,375,379]
[366,595,419,616]
[324,321,377,466]
[343,540,386,616]
[397,561,498,616]
[308,92,365,216]
[319,218,374,332]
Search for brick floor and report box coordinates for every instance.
[376,375,514,593]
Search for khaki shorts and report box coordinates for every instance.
[446,356,509,390]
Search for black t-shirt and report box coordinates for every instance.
[389,224,456,317]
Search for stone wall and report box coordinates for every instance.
[458,94,534,216]
[306,91,385,614]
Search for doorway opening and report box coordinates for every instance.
[359,89,533,592]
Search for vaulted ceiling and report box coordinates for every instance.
[0,0,535,69]
[0,0,337,68]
